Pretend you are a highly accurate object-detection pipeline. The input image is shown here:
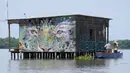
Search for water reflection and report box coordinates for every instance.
[19,60,75,70]
[18,59,109,70]
[7,59,110,73]
[75,59,109,67]
[5,50,130,73]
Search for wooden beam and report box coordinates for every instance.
[8,19,19,24]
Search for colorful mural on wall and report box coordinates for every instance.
[19,17,76,52]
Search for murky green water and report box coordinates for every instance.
[0,49,130,73]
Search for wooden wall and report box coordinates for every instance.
[75,15,109,51]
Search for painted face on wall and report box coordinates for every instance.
[54,21,75,41]
[19,17,76,52]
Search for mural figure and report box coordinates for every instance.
[19,17,76,52]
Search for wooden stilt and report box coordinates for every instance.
[10,51,95,60]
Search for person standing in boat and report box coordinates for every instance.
[104,43,112,53]
[114,40,118,53]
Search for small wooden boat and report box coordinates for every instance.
[95,51,123,59]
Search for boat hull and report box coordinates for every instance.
[95,51,123,59]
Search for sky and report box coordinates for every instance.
[0,0,130,40]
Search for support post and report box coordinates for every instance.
[8,24,11,52]
[107,26,109,43]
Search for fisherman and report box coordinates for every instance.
[104,43,112,53]
[114,40,118,53]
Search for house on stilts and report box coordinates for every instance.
[8,14,111,59]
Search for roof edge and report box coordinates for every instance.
[8,14,112,21]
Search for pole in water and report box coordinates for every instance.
[20,50,22,59]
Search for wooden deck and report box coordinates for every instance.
[10,51,95,60]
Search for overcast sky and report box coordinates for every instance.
[0,0,130,40]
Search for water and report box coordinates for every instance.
[0,49,130,73]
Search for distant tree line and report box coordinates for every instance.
[0,37,130,49]
[110,40,130,49]
[0,37,18,49]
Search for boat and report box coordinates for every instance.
[95,51,123,59]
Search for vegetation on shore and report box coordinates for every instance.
[110,40,130,49]
[0,37,18,49]
[0,37,130,49]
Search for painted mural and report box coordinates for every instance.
[19,17,76,52]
